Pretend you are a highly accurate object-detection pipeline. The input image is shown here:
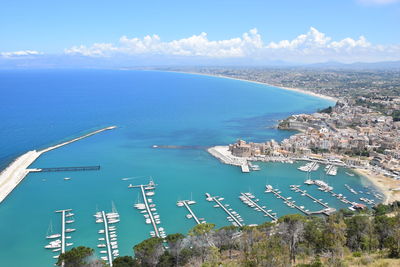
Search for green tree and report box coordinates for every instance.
[278,214,306,263]
[56,246,95,267]
[113,256,139,267]
[165,233,185,266]
[134,237,164,266]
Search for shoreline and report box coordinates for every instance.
[160,70,338,103]
[0,126,116,204]
[353,168,400,205]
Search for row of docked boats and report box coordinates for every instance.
[207,193,244,226]
[132,180,167,239]
[325,165,338,176]
[95,204,120,263]
[44,209,75,261]
[239,192,277,219]
[298,162,319,172]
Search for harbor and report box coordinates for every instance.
[206,193,244,227]
[239,192,277,221]
[129,180,167,238]
[0,126,116,204]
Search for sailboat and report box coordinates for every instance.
[46,220,61,239]
[187,192,196,205]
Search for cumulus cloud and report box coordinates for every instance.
[65,29,263,58]
[0,50,43,58]
[63,27,400,63]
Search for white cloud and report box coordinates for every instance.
[0,50,43,58]
[65,28,263,58]
[357,0,400,5]
[64,27,400,63]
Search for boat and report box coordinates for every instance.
[97,244,106,248]
[66,219,74,224]
[186,214,193,219]
[66,242,73,246]
[46,220,61,239]
[64,177,71,181]
[346,172,355,177]
[66,212,74,217]
[65,228,76,233]
[52,248,61,252]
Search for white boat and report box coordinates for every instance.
[66,219,74,224]
[97,244,106,248]
[52,248,61,252]
[46,221,61,239]
[65,228,76,233]
[64,177,71,181]
[66,242,73,246]
[186,214,193,219]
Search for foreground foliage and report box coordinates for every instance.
[63,203,400,266]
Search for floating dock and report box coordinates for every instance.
[177,200,202,224]
[101,211,113,267]
[290,185,330,208]
[130,180,166,238]
[265,186,311,215]
[208,195,243,227]
[290,185,336,215]
[240,193,277,221]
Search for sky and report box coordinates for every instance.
[1,0,400,66]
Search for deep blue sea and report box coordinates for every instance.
[0,70,379,266]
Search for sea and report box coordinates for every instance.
[0,70,380,266]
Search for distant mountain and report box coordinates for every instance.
[0,54,399,70]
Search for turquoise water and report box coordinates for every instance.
[0,70,378,266]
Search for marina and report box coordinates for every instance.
[206,193,243,227]
[129,180,166,238]
[177,199,204,225]
[239,192,277,221]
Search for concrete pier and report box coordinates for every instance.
[240,193,277,221]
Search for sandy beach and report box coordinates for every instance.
[162,70,338,103]
[354,168,400,204]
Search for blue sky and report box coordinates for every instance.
[1,0,400,64]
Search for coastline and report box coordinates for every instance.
[0,126,116,204]
[160,70,338,103]
[353,168,400,205]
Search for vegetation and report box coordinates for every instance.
[56,246,100,267]
[61,205,400,267]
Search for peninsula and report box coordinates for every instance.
[0,126,116,203]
